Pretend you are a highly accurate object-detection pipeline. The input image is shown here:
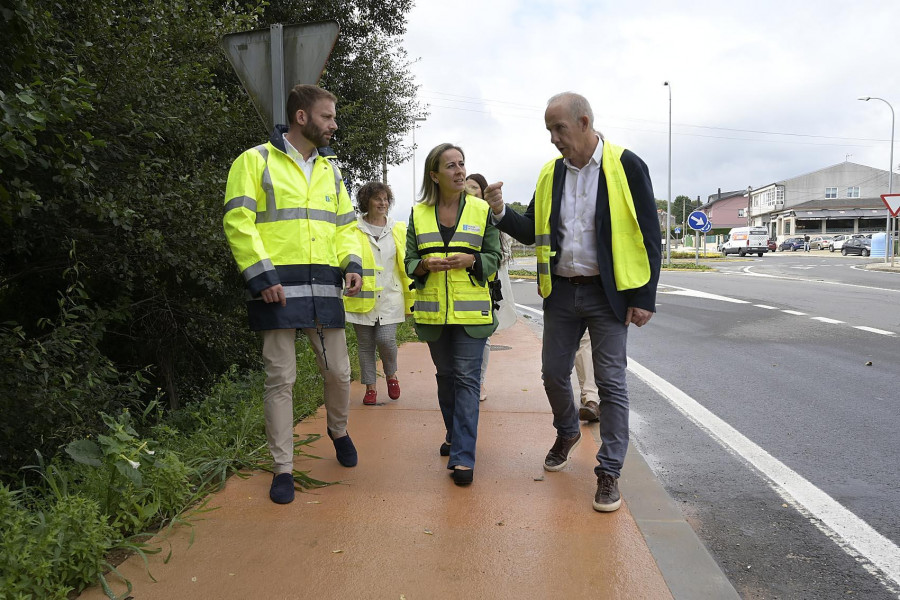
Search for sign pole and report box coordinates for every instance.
[270,24,286,128]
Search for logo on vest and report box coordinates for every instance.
[461,224,481,233]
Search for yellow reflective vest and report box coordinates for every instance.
[534,141,651,298]
[344,219,415,316]
[412,197,493,325]
[223,128,360,330]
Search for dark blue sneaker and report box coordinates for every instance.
[328,429,358,467]
[269,473,295,504]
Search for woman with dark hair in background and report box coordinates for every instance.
[405,144,502,485]
[345,182,414,406]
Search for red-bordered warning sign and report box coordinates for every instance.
[882,194,900,217]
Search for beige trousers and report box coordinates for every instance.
[261,328,351,474]
[574,331,598,404]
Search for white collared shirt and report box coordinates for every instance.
[283,134,318,183]
[554,136,603,277]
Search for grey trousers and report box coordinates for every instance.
[541,279,629,478]
[261,328,351,474]
[352,322,399,385]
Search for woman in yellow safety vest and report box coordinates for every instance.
[405,143,502,486]
[344,182,414,406]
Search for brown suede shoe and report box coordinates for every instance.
[543,432,582,472]
[578,400,600,422]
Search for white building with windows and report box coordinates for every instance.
[747,162,894,240]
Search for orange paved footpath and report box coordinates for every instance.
[79,321,677,599]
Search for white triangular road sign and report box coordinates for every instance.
[882,194,900,217]
[221,21,339,132]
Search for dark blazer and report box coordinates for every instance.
[496,148,661,323]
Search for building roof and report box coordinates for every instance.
[764,161,891,188]
[703,189,745,207]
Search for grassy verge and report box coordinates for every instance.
[0,322,419,600]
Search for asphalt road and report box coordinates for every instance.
[509,253,900,599]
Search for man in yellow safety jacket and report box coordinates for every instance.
[223,84,362,505]
[485,92,661,513]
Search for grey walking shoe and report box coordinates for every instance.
[543,431,582,471]
[592,471,622,512]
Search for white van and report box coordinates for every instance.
[722,226,770,257]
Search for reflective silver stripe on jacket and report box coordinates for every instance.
[416,232,443,245]
[336,211,356,226]
[254,145,276,213]
[414,301,440,313]
[361,268,376,276]
[537,263,550,275]
[343,254,362,270]
[242,258,275,282]
[225,196,257,213]
[536,234,551,246]
[450,232,482,247]
[355,291,376,299]
[454,300,491,312]
[255,207,339,225]
[247,283,343,300]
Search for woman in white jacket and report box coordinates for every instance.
[345,182,414,405]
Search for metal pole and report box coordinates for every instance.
[858,96,894,264]
[270,24,285,128]
[411,117,427,203]
[664,81,671,265]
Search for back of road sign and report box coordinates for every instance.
[221,21,340,132]
[882,194,900,217]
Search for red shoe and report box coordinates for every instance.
[387,377,401,400]
[363,389,377,405]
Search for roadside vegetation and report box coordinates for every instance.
[1,0,420,597]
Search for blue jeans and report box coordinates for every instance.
[542,278,629,478]
[427,326,487,469]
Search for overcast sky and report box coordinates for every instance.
[379,0,900,222]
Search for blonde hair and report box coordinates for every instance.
[418,143,465,206]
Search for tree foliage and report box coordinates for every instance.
[0,0,419,477]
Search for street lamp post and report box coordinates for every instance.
[411,117,427,203]
[858,96,894,265]
[663,81,671,264]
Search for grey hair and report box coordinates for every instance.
[547,92,594,129]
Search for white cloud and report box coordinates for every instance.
[380,0,900,222]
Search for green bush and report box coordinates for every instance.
[0,485,115,599]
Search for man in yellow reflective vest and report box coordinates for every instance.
[223,84,362,504]
[485,92,661,513]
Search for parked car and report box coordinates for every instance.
[841,237,872,256]
[831,234,866,252]
[778,237,804,251]
[767,239,777,252]
[808,235,835,250]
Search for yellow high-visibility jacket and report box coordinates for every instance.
[344,217,415,319]
[223,127,361,330]
[534,141,651,297]
[411,197,493,326]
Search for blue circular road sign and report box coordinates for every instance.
[688,211,709,230]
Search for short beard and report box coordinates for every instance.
[300,122,329,148]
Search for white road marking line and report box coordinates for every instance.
[812,317,844,324]
[854,326,896,336]
[659,284,895,338]
[514,303,544,317]
[743,266,900,293]
[628,358,900,593]
[660,288,749,304]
